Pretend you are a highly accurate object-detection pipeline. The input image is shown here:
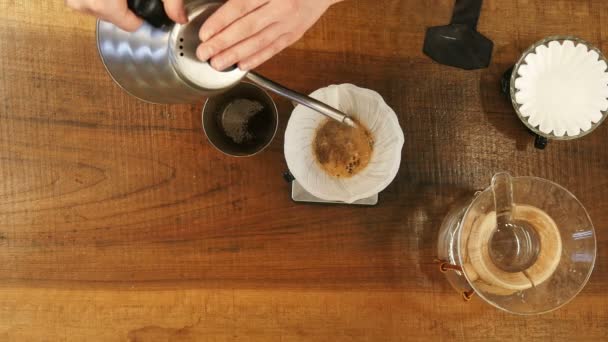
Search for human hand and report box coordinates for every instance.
[196,0,342,71]
[65,0,188,32]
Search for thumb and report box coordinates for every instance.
[163,0,188,24]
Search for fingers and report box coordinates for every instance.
[199,0,269,41]
[208,23,282,70]
[65,0,84,11]
[197,4,276,63]
[162,0,188,24]
[106,7,144,32]
[66,0,143,32]
[238,33,295,70]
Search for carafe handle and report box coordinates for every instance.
[491,172,515,225]
[127,0,173,28]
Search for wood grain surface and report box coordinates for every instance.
[1,0,608,340]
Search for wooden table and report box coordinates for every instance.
[1,0,607,340]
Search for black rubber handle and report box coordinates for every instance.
[127,0,173,28]
[282,171,295,183]
[451,0,483,30]
[500,66,514,100]
[534,134,549,150]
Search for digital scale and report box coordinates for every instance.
[290,179,378,206]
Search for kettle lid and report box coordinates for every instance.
[169,1,247,91]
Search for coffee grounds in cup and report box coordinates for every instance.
[220,99,264,144]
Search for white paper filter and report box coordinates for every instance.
[514,40,608,137]
[284,84,404,203]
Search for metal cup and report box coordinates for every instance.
[202,82,278,157]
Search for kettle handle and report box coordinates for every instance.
[128,0,173,28]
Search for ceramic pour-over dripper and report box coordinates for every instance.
[284,84,404,204]
[437,173,596,314]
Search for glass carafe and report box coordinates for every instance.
[437,172,596,314]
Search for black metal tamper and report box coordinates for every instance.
[423,0,494,70]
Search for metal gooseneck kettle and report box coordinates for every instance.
[96,0,353,125]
